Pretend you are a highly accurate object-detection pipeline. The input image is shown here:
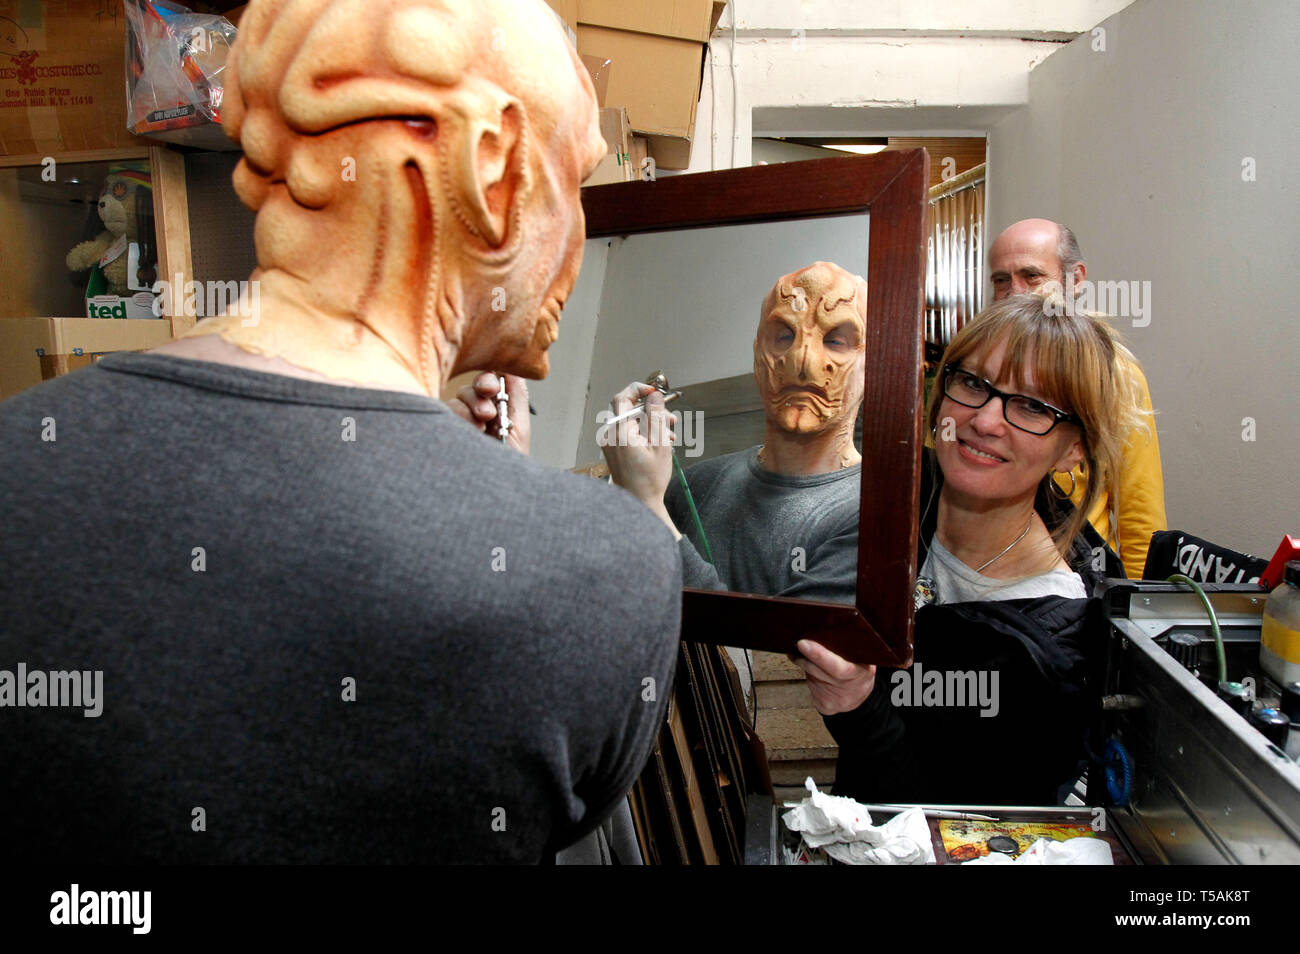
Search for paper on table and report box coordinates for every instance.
[962,836,1113,865]
[781,778,936,866]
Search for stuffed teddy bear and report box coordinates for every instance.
[65,163,156,300]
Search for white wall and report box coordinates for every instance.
[987,0,1300,555]
[528,238,608,470]
[678,0,1140,174]
[732,0,1138,34]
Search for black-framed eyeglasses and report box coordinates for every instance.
[941,364,1082,436]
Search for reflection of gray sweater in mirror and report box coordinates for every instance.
[665,446,860,604]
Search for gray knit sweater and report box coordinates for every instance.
[0,353,680,863]
[665,446,860,604]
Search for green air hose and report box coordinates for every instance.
[672,455,714,566]
[1167,573,1227,684]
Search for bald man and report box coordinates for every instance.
[988,219,1166,576]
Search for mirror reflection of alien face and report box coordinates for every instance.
[753,261,867,437]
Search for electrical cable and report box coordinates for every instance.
[708,16,717,171]
[1166,573,1227,684]
[730,1,739,169]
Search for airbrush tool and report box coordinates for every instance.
[603,369,683,428]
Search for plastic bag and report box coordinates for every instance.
[124,0,237,149]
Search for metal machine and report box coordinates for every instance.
[1099,581,1300,864]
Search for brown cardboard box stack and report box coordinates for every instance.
[548,0,727,173]
[0,1,149,157]
[578,1,726,170]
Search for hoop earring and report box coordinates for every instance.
[1049,468,1077,499]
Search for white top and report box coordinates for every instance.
[920,537,1087,604]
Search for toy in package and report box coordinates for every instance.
[124,0,238,150]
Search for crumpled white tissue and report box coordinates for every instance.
[962,836,1113,865]
[781,778,936,865]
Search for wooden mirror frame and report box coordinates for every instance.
[582,150,929,667]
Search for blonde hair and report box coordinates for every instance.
[925,292,1148,556]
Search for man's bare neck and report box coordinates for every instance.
[149,334,429,397]
[758,424,861,476]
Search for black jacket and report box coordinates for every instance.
[825,453,1120,806]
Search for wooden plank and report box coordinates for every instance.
[149,145,195,336]
[885,137,986,191]
[0,168,32,317]
[625,782,653,865]
[647,741,691,864]
[769,760,837,787]
[774,784,819,804]
[758,707,838,762]
[584,150,914,239]
[752,650,803,682]
[755,680,816,710]
[695,644,748,856]
[0,148,150,170]
[678,642,739,862]
[667,694,720,865]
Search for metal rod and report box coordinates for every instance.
[603,390,682,428]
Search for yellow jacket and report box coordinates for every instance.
[1054,361,1166,577]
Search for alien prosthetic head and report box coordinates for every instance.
[223,0,606,389]
[754,261,868,439]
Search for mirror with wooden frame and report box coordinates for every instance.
[574,151,928,666]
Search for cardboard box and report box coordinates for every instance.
[0,316,172,399]
[581,54,611,107]
[0,1,150,156]
[544,0,579,37]
[644,134,692,171]
[577,0,725,169]
[584,108,634,185]
[599,107,630,155]
[629,135,649,178]
[580,0,722,43]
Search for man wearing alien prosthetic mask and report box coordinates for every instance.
[0,0,680,864]
[605,261,867,604]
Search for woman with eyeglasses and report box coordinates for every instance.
[796,292,1145,806]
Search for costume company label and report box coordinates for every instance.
[0,54,104,108]
[50,885,151,935]
[0,663,103,717]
